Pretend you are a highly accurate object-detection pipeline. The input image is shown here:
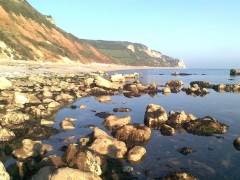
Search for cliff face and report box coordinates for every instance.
[84,40,185,67]
[0,0,185,67]
[0,0,115,64]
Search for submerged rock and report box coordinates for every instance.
[177,147,196,155]
[182,116,228,136]
[157,171,198,180]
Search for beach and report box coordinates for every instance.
[0,59,171,76]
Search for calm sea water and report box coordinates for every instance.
[3,69,240,179]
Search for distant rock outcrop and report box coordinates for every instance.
[230,69,240,75]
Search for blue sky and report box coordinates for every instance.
[27,0,240,68]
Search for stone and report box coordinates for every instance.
[79,105,87,109]
[36,155,65,169]
[94,95,111,103]
[230,69,240,75]
[102,115,131,127]
[6,161,27,179]
[60,119,75,130]
[86,127,127,158]
[0,77,12,90]
[94,76,120,90]
[182,116,228,136]
[113,123,151,143]
[233,138,240,150]
[48,101,60,108]
[177,147,196,155]
[63,145,102,176]
[160,124,175,136]
[0,126,15,141]
[0,112,29,128]
[111,74,125,82]
[0,161,10,180]
[12,139,52,161]
[127,146,146,162]
[162,87,171,94]
[30,166,58,180]
[123,84,138,94]
[148,83,157,91]
[13,92,29,104]
[122,166,133,173]
[165,80,183,87]
[51,167,102,180]
[167,110,196,124]
[144,104,168,126]
[55,93,74,102]
[40,119,54,126]
[84,78,94,87]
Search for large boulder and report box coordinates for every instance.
[113,123,151,147]
[0,77,12,90]
[144,104,168,126]
[87,128,127,158]
[182,116,228,136]
[12,139,52,161]
[0,161,10,180]
[167,110,196,124]
[51,167,102,180]
[63,145,102,176]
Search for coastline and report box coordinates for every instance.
[0,59,183,75]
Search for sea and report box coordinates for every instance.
[3,68,240,179]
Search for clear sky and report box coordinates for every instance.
[27,0,240,68]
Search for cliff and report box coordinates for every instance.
[84,40,185,67]
[0,0,185,67]
[0,0,116,64]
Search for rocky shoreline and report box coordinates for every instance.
[0,65,240,179]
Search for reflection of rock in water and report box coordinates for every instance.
[213,83,240,93]
[157,171,198,180]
